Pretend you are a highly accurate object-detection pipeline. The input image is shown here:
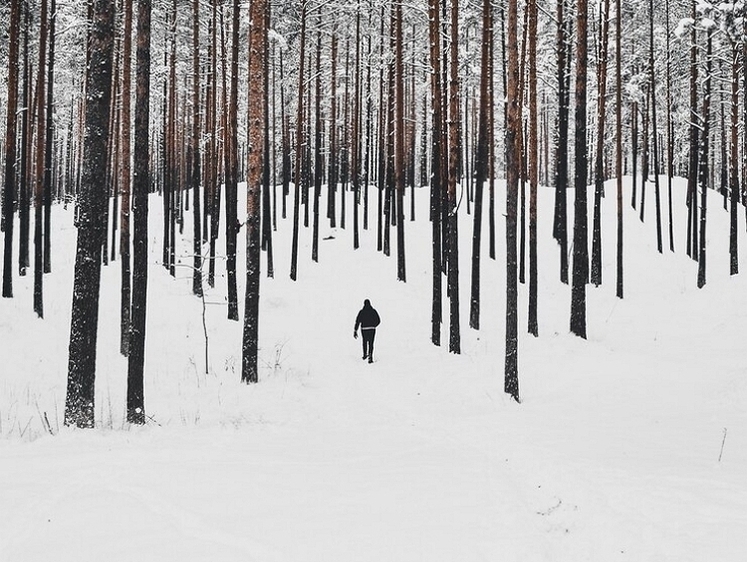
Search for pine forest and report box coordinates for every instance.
[0,1,745,559]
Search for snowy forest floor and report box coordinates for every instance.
[0,177,746,561]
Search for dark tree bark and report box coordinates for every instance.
[191,0,203,297]
[427,0,443,346]
[261,4,273,278]
[225,0,239,318]
[590,0,609,286]
[615,0,623,298]
[127,0,151,425]
[469,0,492,331]
[649,0,663,253]
[312,10,323,262]
[729,42,739,276]
[290,0,307,281]
[33,0,49,318]
[120,0,133,356]
[2,0,21,298]
[328,31,338,228]
[394,1,406,280]
[447,0,460,353]
[665,0,674,252]
[527,0,539,335]
[18,4,31,278]
[553,0,570,284]
[687,1,699,260]
[697,30,712,288]
[242,0,267,384]
[43,0,56,275]
[570,0,589,340]
[65,0,115,428]
[505,0,521,401]
[353,8,363,252]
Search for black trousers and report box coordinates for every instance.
[361,329,376,359]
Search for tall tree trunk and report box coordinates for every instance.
[447,0,460,353]
[729,43,739,275]
[242,0,267,384]
[591,0,609,286]
[527,0,539,335]
[192,0,203,297]
[428,0,443,346]
[697,30,711,288]
[505,0,521,401]
[469,0,491,331]
[65,0,115,428]
[615,0,623,298]
[687,2,699,260]
[553,0,570,284]
[225,0,239,318]
[43,0,56,275]
[19,5,31,278]
[261,4,273,277]
[33,0,49,318]
[328,31,338,228]
[2,0,21,298]
[395,1,406,280]
[127,0,151,424]
[353,8,363,252]
[119,0,133,356]
[649,0,663,253]
[570,0,589,339]
[290,0,306,281]
[312,10,322,262]
[665,0,674,252]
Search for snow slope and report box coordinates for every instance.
[0,178,745,561]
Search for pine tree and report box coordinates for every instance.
[127,0,152,425]
[505,0,521,401]
[242,0,267,384]
[570,0,589,340]
[2,0,21,299]
[65,0,115,428]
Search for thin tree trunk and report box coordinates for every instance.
[290,0,306,281]
[33,0,49,318]
[18,5,31,277]
[729,43,739,275]
[649,0,663,253]
[395,1,406,280]
[615,0,623,298]
[554,0,570,284]
[505,0,521,401]
[591,0,609,286]
[192,0,203,297]
[120,0,133,355]
[570,0,589,339]
[470,0,491,331]
[127,0,151,424]
[697,30,711,288]
[687,2,699,260]
[225,0,239,318]
[43,0,56,275]
[428,0,443,346]
[447,0,460,353]
[527,0,539,335]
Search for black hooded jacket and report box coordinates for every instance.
[355,300,381,331]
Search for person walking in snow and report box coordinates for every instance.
[353,299,381,363]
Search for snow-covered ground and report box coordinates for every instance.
[1,178,745,561]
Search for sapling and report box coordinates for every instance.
[718,427,728,462]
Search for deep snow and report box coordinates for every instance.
[0,178,745,561]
